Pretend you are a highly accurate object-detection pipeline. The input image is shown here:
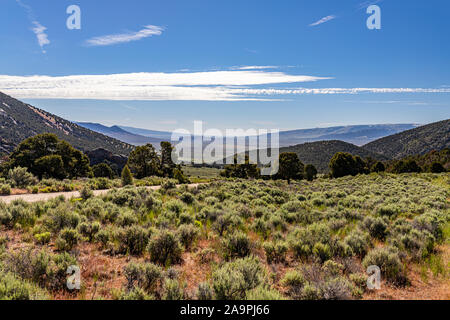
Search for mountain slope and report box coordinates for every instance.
[0,92,133,156]
[77,122,165,147]
[363,119,450,159]
[280,140,387,173]
[278,124,417,146]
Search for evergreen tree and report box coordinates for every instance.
[8,133,91,179]
[160,141,176,177]
[329,152,357,178]
[127,144,161,178]
[121,165,133,186]
[371,161,386,173]
[304,164,318,181]
[279,152,304,183]
[92,163,114,178]
[430,162,445,173]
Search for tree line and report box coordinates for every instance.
[220,149,448,183]
[0,134,447,186]
[0,134,188,184]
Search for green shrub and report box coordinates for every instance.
[6,201,36,228]
[246,286,285,300]
[376,205,400,217]
[118,287,154,300]
[34,232,51,245]
[321,277,353,300]
[95,228,111,247]
[161,179,177,191]
[3,249,77,291]
[124,262,163,292]
[116,209,139,227]
[162,279,185,300]
[362,247,406,284]
[344,230,371,257]
[49,252,78,290]
[413,210,445,242]
[177,224,199,250]
[212,256,265,300]
[263,241,288,264]
[180,192,195,204]
[322,260,344,277]
[80,186,94,201]
[251,218,269,238]
[312,243,332,263]
[179,212,194,225]
[223,231,252,259]
[213,213,234,236]
[349,273,367,291]
[56,228,79,251]
[0,184,11,195]
[281,270,305,299]
[7,167,37,188]
[363,216,388,240]
[301,283,322,300]
[164,199,185,214]
[289,223,331,260]
[148,230,183,266]
[0,271,48,300]
[77,221,101,242]
[44,203,81,232]
[119,225,151,255]
[197,282,214,300]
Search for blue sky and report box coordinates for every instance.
[0,0,449,131]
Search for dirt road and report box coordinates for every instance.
[0,183,201,205]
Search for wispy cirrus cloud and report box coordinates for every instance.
[233,66,278,70]
[0,70,448,102]
[309,15,336,27]
[15,0,50,53]
[232,87,450,95]
[31,21,50,52]
[85,25,164,47]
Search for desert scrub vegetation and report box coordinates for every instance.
[0,172,448,300]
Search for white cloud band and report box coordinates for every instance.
[0,71,448,101]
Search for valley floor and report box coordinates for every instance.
[0,173,448,300]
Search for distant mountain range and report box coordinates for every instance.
[0,92,133,156]
[76,122,166,149]
[79,122,418,148]
[118,126,173,141]
[278,124,418,146]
